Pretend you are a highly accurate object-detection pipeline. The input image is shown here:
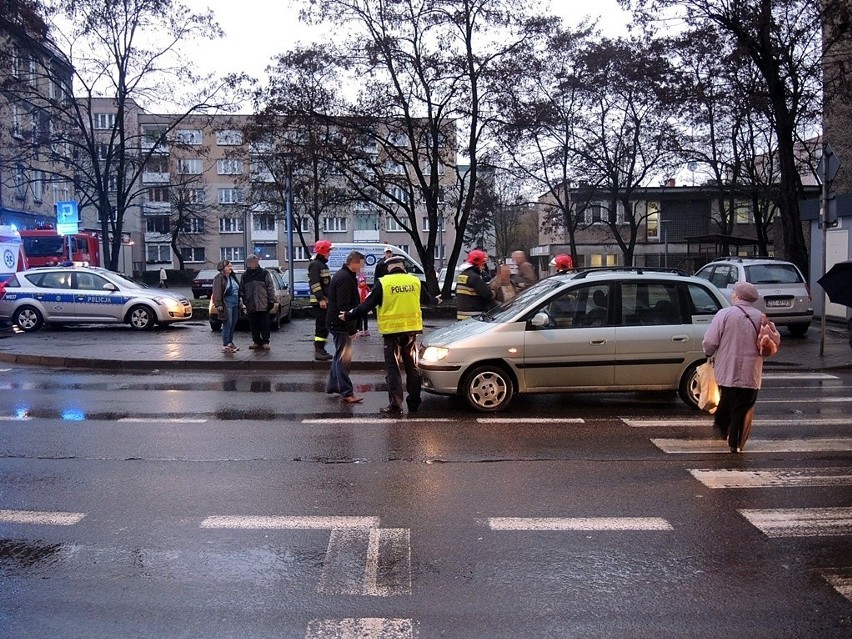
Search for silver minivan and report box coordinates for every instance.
[419,269,728,412]
[694,258,812,335]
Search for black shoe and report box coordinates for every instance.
[314,349,332,361]
[380,405,403,416]
[406,399,421,413]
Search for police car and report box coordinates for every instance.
[0,266,192,332]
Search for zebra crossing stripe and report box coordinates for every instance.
[0,415,31,421]
[477,418,585,424]
[318,528,411,597]
[739,507,852,538]
[0,509,85,526]
[200,516,380,530]
[305,618,414,639]
[823,572,852,604]
[625,417,852,428]
[117,417,208,423]
[486,517,672,531]
[690,467,852,489]
[652,438,852,454]
[302,418,456,424]
[763,373,838,380]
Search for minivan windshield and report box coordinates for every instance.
[480,277,567,322]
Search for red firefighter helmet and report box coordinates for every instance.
[554,254,574,271]
[314,240,333,256]
[466,249,488,268]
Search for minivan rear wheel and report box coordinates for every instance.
[678,362,702,410]
[788,323,809,337]
[461,364,514,412]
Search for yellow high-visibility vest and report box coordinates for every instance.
[378,272,423,334]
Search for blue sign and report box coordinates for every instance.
[56,201,79,235]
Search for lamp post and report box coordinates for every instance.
[660,219,670,268]
[284,157,295,296]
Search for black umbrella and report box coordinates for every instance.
[817,260,852,307]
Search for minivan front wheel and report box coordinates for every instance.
[461,364,514,412]
[678,362,702,410]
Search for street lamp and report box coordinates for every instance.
[284,156,295,296]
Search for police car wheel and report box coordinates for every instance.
[462,364,514,412]
[13,306,44,332]
[128,305,156,330]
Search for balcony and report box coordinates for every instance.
[143,202,171,213]
[354,229,380,242]
[251,228,278,242]
[142,172,170,184]
[144,232,170,243]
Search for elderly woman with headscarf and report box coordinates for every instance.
[702,281,780,453]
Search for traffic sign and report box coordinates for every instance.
[817,144,841,185]
[55,201,79,235]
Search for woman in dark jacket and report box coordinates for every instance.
[212,260,241,353]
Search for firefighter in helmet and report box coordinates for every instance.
[308,240,334,361]
[455,249,496,320]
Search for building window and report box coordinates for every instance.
[32,171,44,202]
[12,104,23,138]
[181,218,205,234]
[735,201,754,224]
[284,245,311,261]
[141,125,168,147]
[253,214,276,232]
[146,244,171,264]
[147,187,170,203]
[355,214,379,231]
[646,202,660,240]
[221,246,245,262]
[219,217,244,233]
[217,159,243,175]
[97,143,110,160]
[588,253,618,267]
[386,216,406,232]
[435,244,446,260]
[15,165,26,199]
[322,216,348,233]
[216,130,243,145]
[178,188,204,204]
[422,216,444,232]
[176,129,203,145]
[94,113,116,129]
[583,202,604,225]
[178,159,203,175]
[180,247,205,263]
[146,216,171,233]
[282,216,311,233]
[218,188,244,205]
[252,243,278,260]
[145,156,169,173]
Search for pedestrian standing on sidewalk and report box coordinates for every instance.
[325,251,366,403]
[702,281,780,453]
[240,255,275,350]
[356,275,370,336]
[158,267,168,288]
[212,260,241,353]
[341,256,440,415]
[308,240,333,361]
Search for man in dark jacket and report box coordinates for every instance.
[308,240,333,361]
[372,247,394,286]
[455,249,496,320]
[325,251,366,403]
[240,255,275,350]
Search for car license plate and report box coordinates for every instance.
[766,298,791,308]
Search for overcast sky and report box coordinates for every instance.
[183,0,631,82]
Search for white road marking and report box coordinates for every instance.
[200,516,380,530]
[0,509,86,526]
[302,418,456,424]
[652,438,852,454]
[305,618,414,639]
[739,507,852,538]
[823,572,852,604]
[763,373,838,380]
[761,397,852,403]
[477,417,585,424]
[117,417,208,423]
[486,517,673,531]
[0,415,31,421]
[624,417,852,428]
[690,467,852,489]
[318,528,411,597]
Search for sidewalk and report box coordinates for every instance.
[0,316,850,373]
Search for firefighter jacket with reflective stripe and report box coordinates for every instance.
[455,265,495,320]
[308,255,331,304]
[376,272,423,334]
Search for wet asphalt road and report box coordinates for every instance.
[0,365,850,638]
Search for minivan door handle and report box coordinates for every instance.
[671,335,688,342]
[589,339,608,345]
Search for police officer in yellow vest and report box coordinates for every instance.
[341,255,439,415]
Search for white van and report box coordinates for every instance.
[0,225,28,283]
[324,243,426,282]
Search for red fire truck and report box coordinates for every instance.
[18,229,101,268]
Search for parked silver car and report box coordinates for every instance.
[694,257,812,335]
[0,266,192,332]
[419,268,729,412]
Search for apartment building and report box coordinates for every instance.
[0,7,75,230]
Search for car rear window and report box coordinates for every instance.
[745,264,802,285]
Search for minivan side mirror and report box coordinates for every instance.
[530,311,550,327]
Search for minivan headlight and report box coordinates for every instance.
[421,346,449,363]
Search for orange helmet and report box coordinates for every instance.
[554,254,574,271]
[467,249,488,267]
[314,240,333,256]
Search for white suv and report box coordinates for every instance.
[694,258,812,336]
